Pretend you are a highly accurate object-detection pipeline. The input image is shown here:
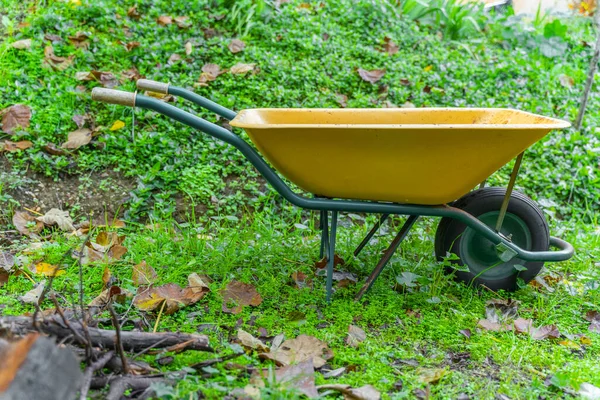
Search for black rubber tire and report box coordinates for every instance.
[435,187,549,291]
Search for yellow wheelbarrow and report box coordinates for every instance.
[92,80,573,302]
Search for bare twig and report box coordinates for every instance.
[108,302,129,375]
[132,337,171,359]
[79,351,114,400]
[189,352,244,370]
[77,229,93,320]
[50,294,88,348]
[32,276,54,332]
[105,377,164,400]
[575,14,600,129]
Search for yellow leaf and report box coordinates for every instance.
[110,120,125,131]
[580,336,592,345]
[70,0,82,6]
[34,262,65,277]
[424,65,433,72]
[558,340,580,349]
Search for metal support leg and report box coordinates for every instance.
[353,214,389,257]
[319,210,328,259]
[326,211,338,303]
[355,215,419,301]
[495,152,524,233]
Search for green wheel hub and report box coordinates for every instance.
[459,211,532,280]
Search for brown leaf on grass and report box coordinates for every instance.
[558,74,574,88]
[43,45,75,71]
[174,16,191,28]
[61,128,91,149]
[42,143,68,156]
[67,32,90,49]
[36,208,75,231]
[291,271,312,289]
[122,41,141,52]
[133,283,205,314]
[336,94,348,108]
[127,6,141,19]
[221,280,262,314]
[484,298,519,323]
[259,334,333,368]
[11,39,32,49]
[0,271,8,288]
[358,68,385,84]
[122,67,142,81]
[530,324,560,340]
[1,104,31,133]
[477,319,511,332]
[198,63,226,86]
[459,329,471,338]
[314,254,345,270]
[188,273,211,294]
[20,281,45,303]
[228,39,246,53]
[75,70,118,88]
[238,329,270,352]
[584,310,600,333]
[345,324,366,347]
[106,244,128,261]
[102,266,112,288]
[13,211,44,237]
[251,359,319,398]
[44,33,62,42]
[230,63,255,74]
[0,252,15,273]
[2,140,33,152]
[89,285,125,307]
[96,231,125,248]
[167,53,181,65]
[185,41,193,56]
[132,260,158,286]
[317,383,381,400]
[381,37,399,55]
[157,15,173,25]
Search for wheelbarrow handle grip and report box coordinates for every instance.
[91,88,136,107]
[136,79,169,94]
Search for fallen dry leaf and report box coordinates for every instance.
[74,70,118,88]
[198,63,226,86]
[228,39,246,53]
[20,281,45,304]
[381,37,398,55]
[357,68,385,84]
[336,93,348,108]
[61,128,91,149]
[221,280,262,314]
[36,208,75,231]
[43,45,75,71]
[314,254,345,270]
[345,324,366,347]
[31,262,65,277]
[11,39,32,49]
[259,334,333,368]
[96,231,125,248]
[230,63,255,74]
[122,67,142,81]
[584,310,600,333]
[2,140,33,152]
[122,41,141,52]
[168,53,182,65]
[185,41,193,55]
[291,271,312,289]
[558,74,574,88]
[188,273,210,294]
[0,252,15,273]
[42,143,68,156]
[127,6,141,19]
[133,283,205,314]
[417,367,447,384]
[132,260,158,286]
[13,211,44,237]
[251,359,319,398]
[89,286,125,307]
[174,16,191,28]
[67,32,89,49]
[317,383,381,400]
[0,271,8,287]
[1,104,31,134]
[102,266,112,288]
[157,15,173,25]
[238,329,270,352]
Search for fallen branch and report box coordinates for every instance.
[90,375,169,400]
[190,351,244,370]
[79,351,114,400]
[108,303,129,374]
[0,315,213,353]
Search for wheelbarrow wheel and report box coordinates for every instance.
[434,187,549,291]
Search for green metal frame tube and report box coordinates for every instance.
[168,86,237,120]
[134,94,573,263]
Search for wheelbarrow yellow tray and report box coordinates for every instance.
[230,108,570,205]
[91,81,574,302]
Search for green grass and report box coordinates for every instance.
[1,0,600,399]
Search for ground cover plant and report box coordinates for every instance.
[1,0,600,399]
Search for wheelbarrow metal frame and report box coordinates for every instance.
[92,85,575,302]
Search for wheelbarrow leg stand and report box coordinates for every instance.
[353,213,389,257]
[325,211,338,303]
[319,210,328,259]
[355,215,419,301]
